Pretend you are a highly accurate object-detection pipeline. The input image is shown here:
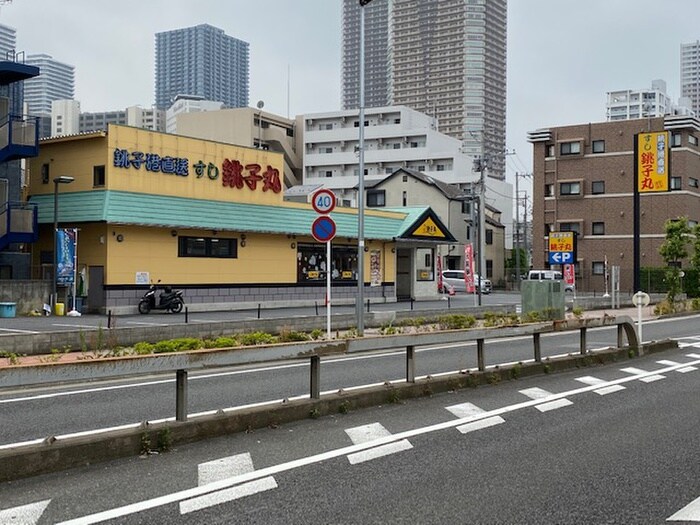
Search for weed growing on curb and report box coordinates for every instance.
[338,401,351,414]
[157,427,172,452]
[140,432,151,455]
[309,408,320,419]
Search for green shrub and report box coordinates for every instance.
[203,336,238,349]
[239,331,276,346]
[134,342,155,355]
[278,329,310,342]
[436,314,476,330]
[309,329,324,340]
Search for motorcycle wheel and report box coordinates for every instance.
[169,298,184,314]
[138,300,151,314]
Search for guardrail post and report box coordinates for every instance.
[310,356,320,399]
[477,338,485,371]
[406,345,415,383]
[617,324,624,348]
[176,369,188,422]
[257,303,261,319]
[185,307,188,324]
[579,327,587,355]
[533,333,541,362]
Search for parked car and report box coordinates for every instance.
[440,270,491,294]
[526,269,575,292]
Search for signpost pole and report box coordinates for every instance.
[326,240,331,340]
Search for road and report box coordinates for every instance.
[0,329,697,523]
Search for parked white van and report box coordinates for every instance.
[526,269,574,292]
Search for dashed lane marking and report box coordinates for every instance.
[0,327,39,334]
[621,367,666,383]
[345,423,413,465]
[179,477,278,515]
[0,499,51,525]
[198,453,254,487]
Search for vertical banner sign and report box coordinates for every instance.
[370,250,381,287]
[563,264,575,287]
[637,131,669,192]
[56,228,77,285]
[436,249,443,292]
[464,243,475,293]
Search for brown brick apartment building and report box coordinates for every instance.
[528,116,700,293]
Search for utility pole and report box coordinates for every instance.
[473,155,488,306]
[514,172,532,290]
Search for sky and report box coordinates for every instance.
[4,0,700,193]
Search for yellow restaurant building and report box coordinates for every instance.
[28,125,456,313]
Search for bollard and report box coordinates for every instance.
[533,333,541,362]
[315,301,319,316]
[107,310,112,329]
[410,298,414,311]
[579,327,587,355]
[366,298,370,313]
[176,369,188,422]
[257,303,261,319]
[185,307,188,324]
[447,296,451,309]
[310,356,320,399]
[406,345,416,383]
[477,338,485,371]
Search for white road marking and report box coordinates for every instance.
[536,398,573,412]
[345,422,391,444]
[0,499,51,524]
[519,387,553,400]
[593,385,626,395]
[55,356,700,525]
[456,416,505,434]
[575,376,606,386]
[345,423,413,464]
[179,477,277,515]
[688,353,700,358]
[347,440,413,464]
[445,402,485,419]
[668,494,700,521]
[658,359,698,373]
[621,367,665,382]
[51,324,100,329]
[124,321,168,326]
[0,327,39,334]
[678,366,698,373]
[198,453,254,486]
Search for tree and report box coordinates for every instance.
[658,217,691,304]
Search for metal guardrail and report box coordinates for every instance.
[0,315,639,423]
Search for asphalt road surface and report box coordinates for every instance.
[0,337,697,523]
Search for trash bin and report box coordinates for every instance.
[0,302,16,318]
[55,302,65,316]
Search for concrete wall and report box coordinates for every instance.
[0,280,50,314]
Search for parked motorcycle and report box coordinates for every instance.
[138,280,185,314]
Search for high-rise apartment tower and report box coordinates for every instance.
[24,54,75,137]
[681,40,700,114]
[154,24,249,110]
[341,0,507,180]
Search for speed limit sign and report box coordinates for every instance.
[312,189,336,215]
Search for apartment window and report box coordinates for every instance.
[671,133,682,147]
[559,222,581,234]
[592,140,605,153]
[402,174,408,182]
[689,135,698,146]
[93,165,105,187]
[592,222,605,235]
[41,164,49,184]
[591,181,605,194]
[485,229,493,245]
[436,164,445,171]
[689,177,699,188]
[324,171,332,178]
[671,177,682,190]
[560,141,581,155]
[410,142,418,148]
[486,259,493,279]
[323,147,333,154]
[559,181,581,195]
[592,261,605,275]
[178,237,237,258]
[545,184,554,197]
[546,145,555,157]
[394,118,401,124]
[366,190,385,207]
[385,167,393,174]
[417,165,425,172]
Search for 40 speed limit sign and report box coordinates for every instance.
[312,189,336,215]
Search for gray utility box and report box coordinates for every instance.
[521,280,565,320]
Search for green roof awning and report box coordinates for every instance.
[30,191,455,241]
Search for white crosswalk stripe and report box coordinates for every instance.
[345,423,413,464]
[520,387,573,411]
[0,499,51,525]
[667,494,700,521]
[180,477,278,515]
[621,367,666,383]
[519,387,553,400]
[575,376,626,395]
[445,402,486,419]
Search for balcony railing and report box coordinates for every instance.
[0,114,40,162]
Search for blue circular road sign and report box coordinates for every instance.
[312,215,336,243]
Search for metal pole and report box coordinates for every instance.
[477,160,485,306]
[326,240,331,340]
[53,181,58,310]
[356,2,367,336]
[515,172,520,291]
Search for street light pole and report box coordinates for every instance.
[356,0,373,336]
[53,176,74,312]
[256,100,264,149]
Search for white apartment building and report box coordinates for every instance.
[51,99,80,136]
[681,41,700,114]
[606,79,694,121]
[165,95,224,133]
[302,105,513,246]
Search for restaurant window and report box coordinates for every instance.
[297,243,358,282]
[416,248,433,281]
[178,236,238,258]
[41,163,49,184]
[93,165,105,187]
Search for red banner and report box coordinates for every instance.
[464,244,475,293]
[563,264,575,286]
[437,252,443,292]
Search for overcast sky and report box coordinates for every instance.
[5,0,700,191]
